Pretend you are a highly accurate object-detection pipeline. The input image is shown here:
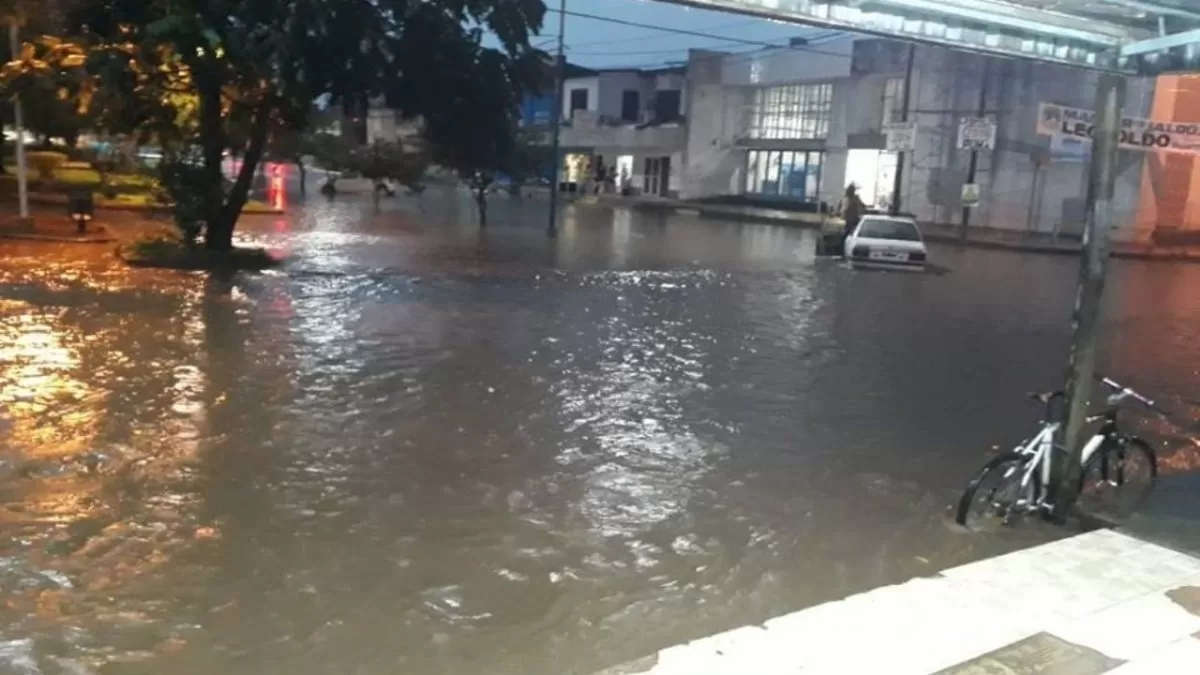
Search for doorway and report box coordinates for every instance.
[643,156,670,197]
[844,149,898,209]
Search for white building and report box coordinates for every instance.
[558,67,688,197]
[682,37,1164,239]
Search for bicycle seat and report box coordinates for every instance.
[1028,390,1064,404]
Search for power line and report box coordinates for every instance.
[570,40,782,57]
[547,7,851,60]
[580,34,855,71]
[565,18,765,49]
[567,30,845,58]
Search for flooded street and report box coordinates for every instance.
[2,190,1199,674]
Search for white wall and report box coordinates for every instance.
[896,44,1153,236]
[721,38,854,87]
[596,71,646,120]
[563,76,599,119]
[681,37,1162,235]
[681,50,750,199]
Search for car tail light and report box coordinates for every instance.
[852,246,870,258]
[909,251,927,262]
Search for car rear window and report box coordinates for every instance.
[857,218,921,241]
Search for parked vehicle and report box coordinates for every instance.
[843,215,928,269]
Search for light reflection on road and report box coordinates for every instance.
[0,190,1197,674]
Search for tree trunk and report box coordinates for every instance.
[196,73,229,251]
[297,159,307,198]
[475,187,488,227]
[220,102,273,237]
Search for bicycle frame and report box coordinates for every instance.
[1013,422,1058,511]
[1012,423,1106,512]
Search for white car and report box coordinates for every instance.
[843,215,928,269]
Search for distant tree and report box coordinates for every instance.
[424,48,539,227]
[309,132,355,196]
[346,140,428,209]
[266,126,314,198]
[0,33,90,147]
[67,0,546,251]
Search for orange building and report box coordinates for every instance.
[1136,75,1200,240]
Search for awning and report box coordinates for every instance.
[660,1,1200,73]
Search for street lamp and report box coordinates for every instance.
[7,18,29,220]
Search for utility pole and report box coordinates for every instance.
[959,59,990,239]
[889,44,915,216]
[8,19,29,220]
[546,0,567,238]
[1054,73,1126,517]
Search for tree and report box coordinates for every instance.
[308,131,355,195]
[424,48,541,227]
[1,35,91,147]
[346,140,428,209]
[265,106,340,198]
[266,126,313,198]
[68,0,546,251]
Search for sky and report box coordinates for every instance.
[537,0,833,69]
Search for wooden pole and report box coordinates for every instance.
[546,0,567,237]
[1055,73,1126,516]
[889,44,915,216]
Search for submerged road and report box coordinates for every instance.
[0,190,1197,674]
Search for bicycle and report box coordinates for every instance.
[955,374,1160,531]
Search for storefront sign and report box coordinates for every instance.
[1036,102,1200,154]
[884,122,916,152]
[958,117,996,150]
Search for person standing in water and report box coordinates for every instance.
[840,183,866,244]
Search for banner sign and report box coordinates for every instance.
[1037,102,1200,154]
[958,117,996,150]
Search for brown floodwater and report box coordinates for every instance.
[1,191,1199,674]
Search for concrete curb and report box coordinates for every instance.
[597,529,1200,675]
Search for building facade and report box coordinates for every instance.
[681,37,1184,241]
[557,67,688,197]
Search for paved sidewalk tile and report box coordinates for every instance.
[1105,635,1200,674]
[617,530,1200,675]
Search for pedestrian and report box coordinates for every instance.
[840,183,865,244]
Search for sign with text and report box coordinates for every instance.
[1036,102,1200,154]
[958,117,996,150]
[884,122,916,152]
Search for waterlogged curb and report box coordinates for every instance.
[117,242,284,271]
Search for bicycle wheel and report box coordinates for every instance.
[1078,436,1157,519]
[956,452,1032,531]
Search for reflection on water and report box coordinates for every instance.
[0,195,1199,674]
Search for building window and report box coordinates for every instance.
[881,77,904,126]
[621,90,640,122]
[744,150,823,201]
[749,83,832,140]
[570,88,589,112]
[654,90,682,122]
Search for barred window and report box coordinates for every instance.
[749,83,833,140]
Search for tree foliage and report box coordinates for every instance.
[64,0,546,250]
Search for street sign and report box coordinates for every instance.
[958,117,997,150]
[884,122,916,152]
[962,183,981,207]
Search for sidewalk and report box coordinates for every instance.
[561,192,1200,263]
[600,529,1200,674]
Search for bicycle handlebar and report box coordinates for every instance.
[1094,373,1161,412]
